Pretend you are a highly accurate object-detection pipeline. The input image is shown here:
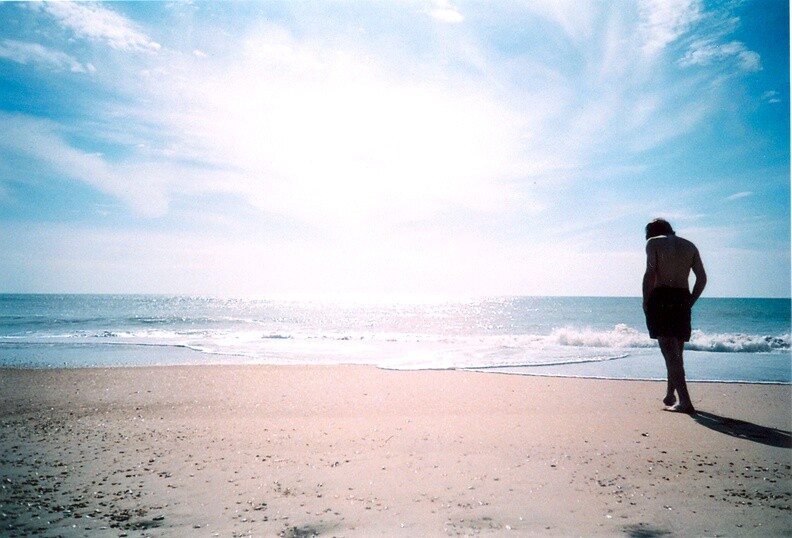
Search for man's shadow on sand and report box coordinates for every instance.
[692,410,791,448]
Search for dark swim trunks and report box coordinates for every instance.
[645,286,692,341]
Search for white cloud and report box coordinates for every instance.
[0,23,527,227]
[0,39,89,72]
[762,90,781,104]
[35,1,160,52]
[0,113,169,217]
[426,0,464,24]
[679,40,761,72]
[628,99,711,152]
[32,3,743,230]
[524,0,597,40]
[637,1,763,75]
[638,0,702,57]
[6,3,753,231]
[122,27,524,227]
[725,191,753,201]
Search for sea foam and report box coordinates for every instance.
[687,330,790,353]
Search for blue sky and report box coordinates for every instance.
[0,0,788,298]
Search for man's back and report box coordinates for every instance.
[645,234,702,290]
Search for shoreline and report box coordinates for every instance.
[3,338,789,384]
[1,364,790,536]
[2,362,790,386]
[465,372,792,385]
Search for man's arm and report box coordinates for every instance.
[690,247,707,305]
[642,241,657,313]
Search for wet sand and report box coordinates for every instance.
[1,365,790,536]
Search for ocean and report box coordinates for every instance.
[0,294,789,383]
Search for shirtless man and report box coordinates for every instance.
[642,219,707,414]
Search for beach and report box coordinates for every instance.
[1,365,790,537]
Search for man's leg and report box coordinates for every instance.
[658,337,694,412]
[663,338,686,405]
[660,341,678,406]
[663,380,676,406]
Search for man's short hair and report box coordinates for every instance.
[646,218,675,240]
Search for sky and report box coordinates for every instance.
[0,0,788,299]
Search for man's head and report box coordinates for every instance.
[645,218,675,240]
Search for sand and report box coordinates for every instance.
[0,365,789,537]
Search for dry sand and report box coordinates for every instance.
[1,365,790,537]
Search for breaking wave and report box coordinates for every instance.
[549,324,654,348]
[687,331,790,353]
[547,325,789,354]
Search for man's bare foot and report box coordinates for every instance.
[663,404,696,414]
[663,394,677,406]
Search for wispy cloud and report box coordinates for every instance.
[0,112,168,217]
[725,191,753,202]
[33,1,160,52]
[425,0,464,24]
[638,0,702,58]
[2,2,766,229]
[762,90,782,104]
[679,40,761,71]
[28,1,761,230]
[112,26,524,226]
[0,39,93,73]
[524,0,598,41]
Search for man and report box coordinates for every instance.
[642,218,707,414]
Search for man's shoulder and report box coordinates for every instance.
[676,235,698,250]
[647,235,698,253]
